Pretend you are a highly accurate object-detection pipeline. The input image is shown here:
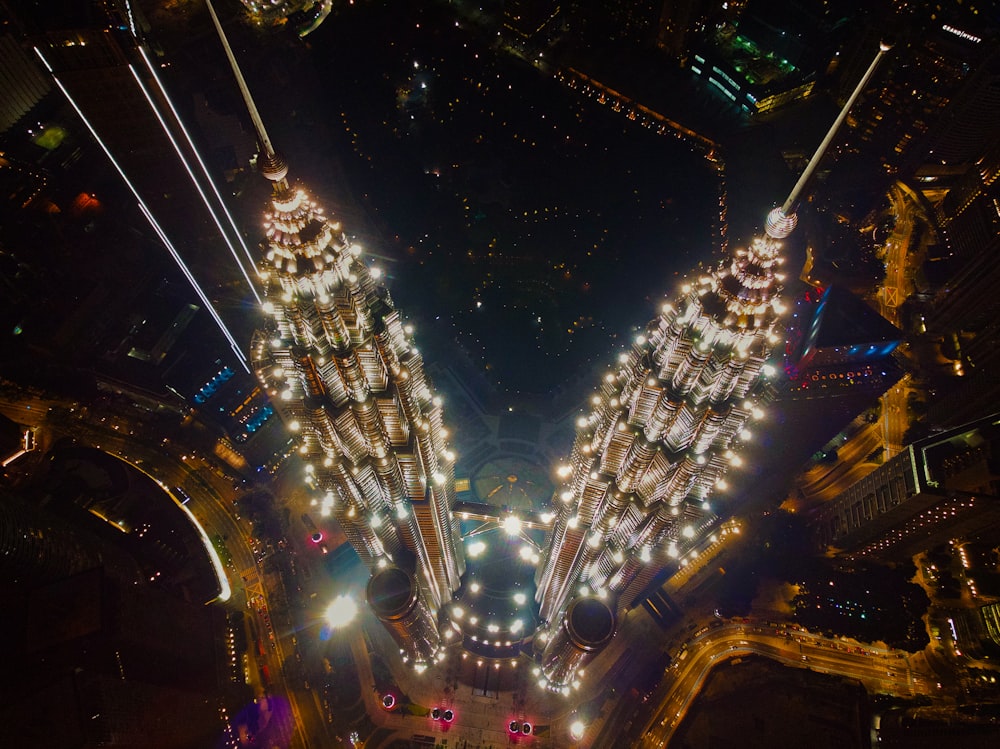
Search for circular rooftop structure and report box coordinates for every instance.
[448,521,542,659]
[447,454,554,659]
[367,566,417,621]
[566,597,616,651]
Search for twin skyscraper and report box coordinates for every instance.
[210,0,889,691]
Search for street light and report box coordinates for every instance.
[325,594,358,629]
[502,514,522,536]
[467,540,487,557]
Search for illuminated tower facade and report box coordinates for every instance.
[532,219,785,687]
[533,43,892,689]
[206,2,464,668]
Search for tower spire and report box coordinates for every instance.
[205,0,287,183]
[766,42,892,239]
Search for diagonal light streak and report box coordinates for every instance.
[137,45,261,289]
[37,47,250,371]
[128,63,261,304]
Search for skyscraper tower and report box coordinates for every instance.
[206,1,464,669]
[532,42,892,690]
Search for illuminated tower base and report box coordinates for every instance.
[538,596,616,692]
[367,566,443,667]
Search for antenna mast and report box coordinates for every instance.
[206,0,287,182]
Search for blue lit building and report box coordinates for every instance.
[783,285,903,399]
[687,43,815,116]
[686,0,859,116]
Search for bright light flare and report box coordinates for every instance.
[467,540,487,557]
[325,595,358,629]
[502,514,522,536]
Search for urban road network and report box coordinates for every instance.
[0,359,955,749]
[3,4,982,748]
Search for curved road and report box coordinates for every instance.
[630,621,938,749]
[0,394,314,749]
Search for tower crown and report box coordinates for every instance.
[262,187,339,278]
[258,150,289,183]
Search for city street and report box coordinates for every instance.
[878,184,918,460]
[633,620,937,749]
[0,391,319,748]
